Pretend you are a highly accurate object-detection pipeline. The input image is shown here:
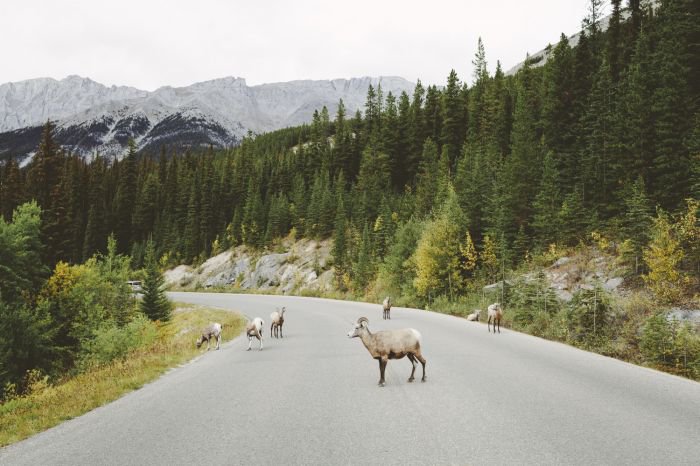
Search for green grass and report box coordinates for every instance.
[0,304,245,447]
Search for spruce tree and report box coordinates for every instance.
[0,158,23,222]
[140,238,172,321]
[532,151,561,249]
[113,140,138,253]
[440,69,465,165]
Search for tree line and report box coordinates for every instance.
[0,1,698,388]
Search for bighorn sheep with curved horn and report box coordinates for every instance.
[347,317,426,387]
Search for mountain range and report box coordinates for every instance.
[0,75,415,160]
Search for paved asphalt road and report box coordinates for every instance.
[2,292,700,465]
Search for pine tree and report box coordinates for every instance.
[424,85,442,144]
[621,176,653,262]
[649,0,693,210]
[414,139,439,218]
[0,201,48,303]
[532,151,561,249]
[26,121,61,209]
[113,140,138,253]
[440,69,465,165]
[353,223,374,289]
[140,238,172,321]
[0,158,23,222]
[541,34,575,186]
[606,0,624,82]
[331,188,348,286]
[558,188,590,246]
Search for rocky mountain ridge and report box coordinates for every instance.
[0,75,415,160]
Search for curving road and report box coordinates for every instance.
[2,293,700,465]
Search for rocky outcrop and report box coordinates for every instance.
[164,239,334,294]
[484,251,626,303]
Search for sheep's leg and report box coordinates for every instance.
[259,335,264,351]
[247,335,252,351]
[216,335,220,350]
[280,324,283,338]
[497,318,501,333]
[407,354,417,382]
[206,338,210,351]
[378,358,387,387]
[416,354,427,382]
[488,316,492,333]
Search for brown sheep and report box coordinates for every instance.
[347,317,426,387]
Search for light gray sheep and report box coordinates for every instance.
[196,323,222,350]
[382,297,392,320]
[270,307,286,338]
[487,303,503,333]
[246,317,265,351]
[466,310,481,322]
[347,317,426,387]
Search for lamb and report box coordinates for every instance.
[382,297,392,320]
[196,323,222,350]
[487,303,503,333]
[466,310,481,322]
[347,317,426,387]
[246,317,265,351]
[270,307,286,338]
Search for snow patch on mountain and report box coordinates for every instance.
[0,75,415,159]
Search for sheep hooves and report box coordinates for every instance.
[348,317,426,387]
[487,303,503,334]
[246,317,265,351]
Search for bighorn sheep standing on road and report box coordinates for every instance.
[246,317,265,351]
[270,307,286,338]
[196,323,222,350]
[466,310,481,322]
[487,303,503,333]
[347,317,426,387]
[382,297,392,320]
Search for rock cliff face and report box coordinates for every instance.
[164,239,334,294]
[0,75,415,160]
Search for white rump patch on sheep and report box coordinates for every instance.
[410,329,422,343]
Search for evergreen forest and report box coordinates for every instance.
[1,0,699,395]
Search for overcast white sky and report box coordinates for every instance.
[1,1,608,90]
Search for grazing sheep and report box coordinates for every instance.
[466,310,481,322]
[382,297,392,320]
[196,323,222,350]
[270,307,286,338]
[246,317,265,351]
[347,317,426,387]
[487,303,503,333]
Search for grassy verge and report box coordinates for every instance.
[0,304,245,447]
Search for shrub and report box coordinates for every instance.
[79,314,157,369]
